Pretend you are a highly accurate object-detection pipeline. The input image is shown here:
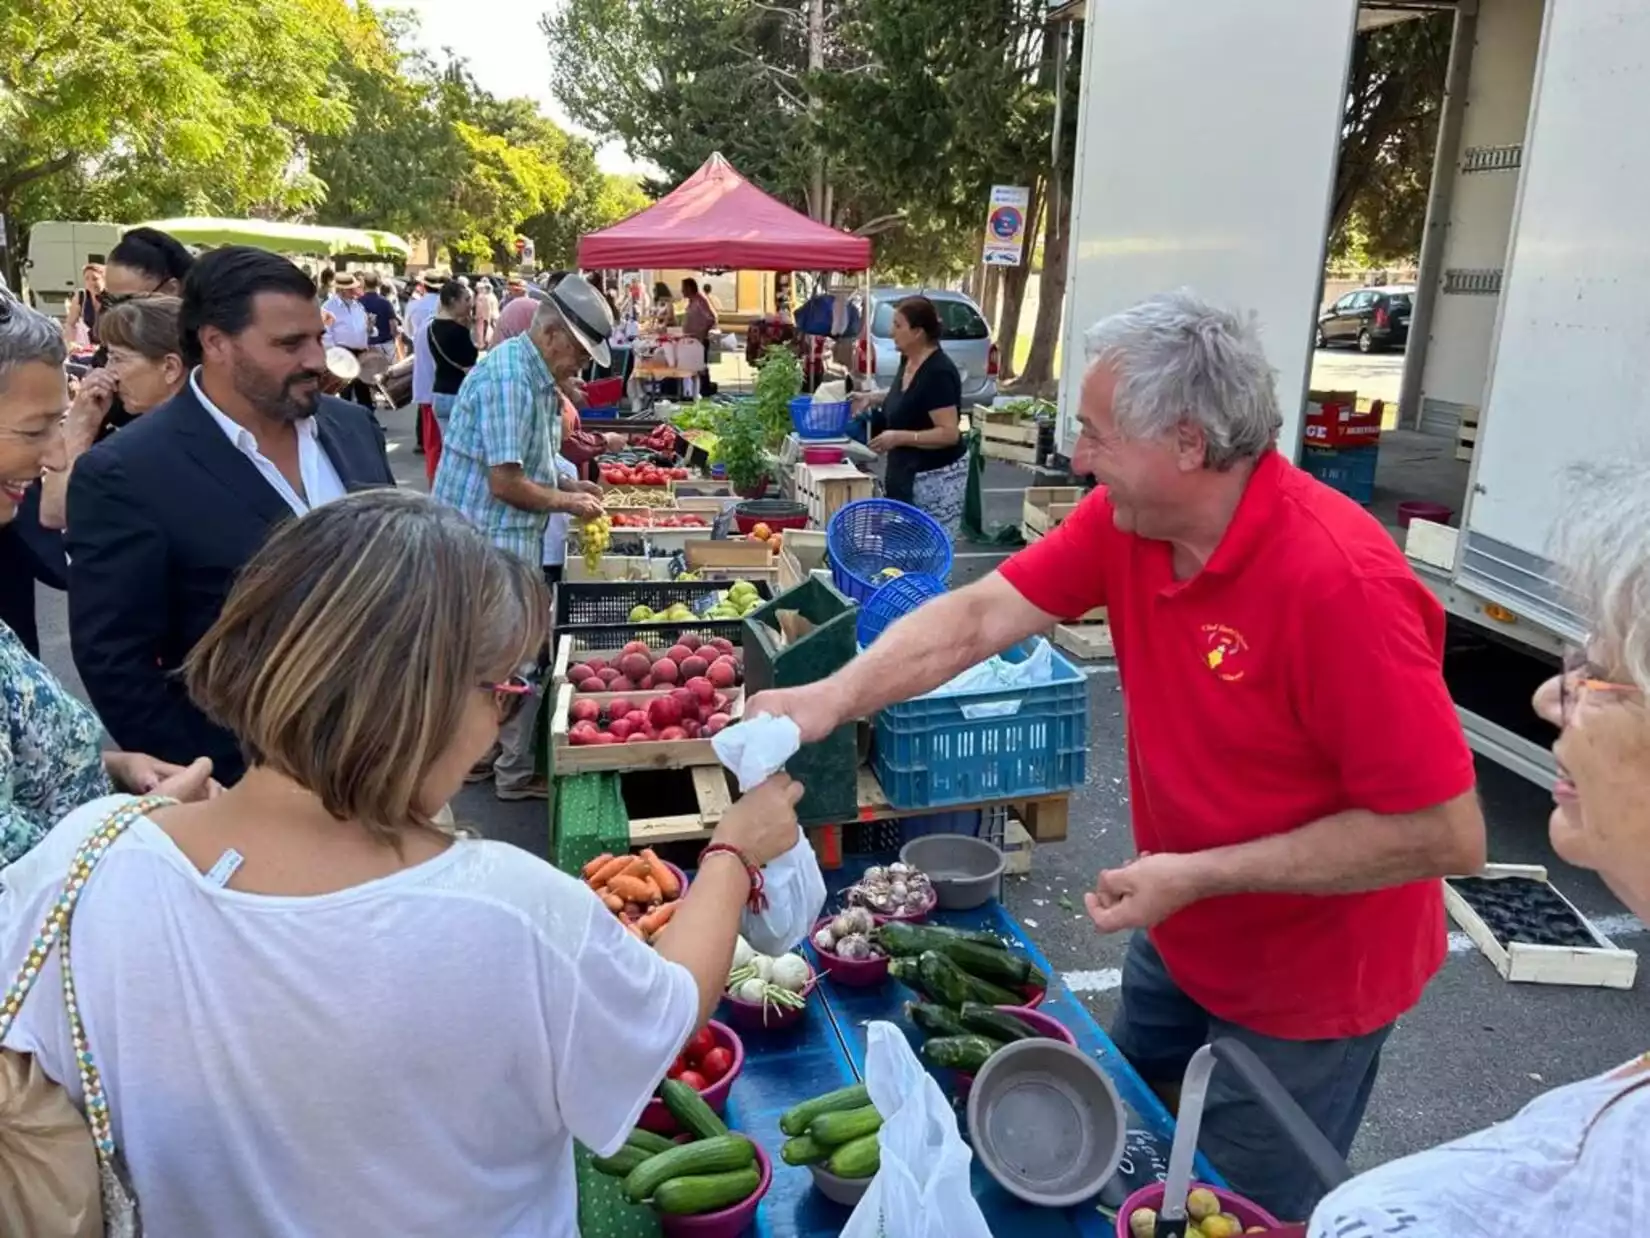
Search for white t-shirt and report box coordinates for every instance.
[408,292,439,406]
[0,796,700,1238]
[544,455,576,567]
[1309,1055,1650,1237]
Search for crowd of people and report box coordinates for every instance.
[0,233,1644,1233]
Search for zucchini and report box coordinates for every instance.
[963,971,1025,1007]
[887,957,939,1002]
[780,1134,831,1166]
[874,921,1004,957]
[827,1131,882,1179]
[653,1167,762,1215]
[917,950,976,1009]
[779,1083,871,1136]
[623,1134,755,1204]
[938,939,1045,990]
[660,1077,729,1140]
[625,1128,678,1156]
[808,1104,883,1148]
[905,1000,970,1038]
[591,1144,653,1177]
[920,1034,1000,1073]
[958,1001,1037,1043]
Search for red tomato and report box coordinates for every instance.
[684,1027,718,1062]
[670,467,689,479]
[677,1069,708,1092]
[699,1046,734,1084]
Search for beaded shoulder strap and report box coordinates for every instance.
[0,795,173,1164]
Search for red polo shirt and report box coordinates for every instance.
[1000,452,1474,1039]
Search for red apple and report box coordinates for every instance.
[591,732,620,745]
[710,638,735,655]
[618,652,652,682]
[569,721,600,745]
[624,710,649,730]
[609,676,636,694]
[680,656,709,680]
[648,696,682,729]
[665,644,694,665]
[570,699,601,725]
[686,676,716,704]
[670,686,697,712]
[597,667,620,684]
[692,645,720,664]
[678,632,706,650]
[622,640,651,658]
[585,658,608,675]
[608,717,634,740]
[703,713,732,736]
[639,675,655,691]
[567,663,594,683]
[651,658,680,684]
[607,697,634,720]
[625,733,650,744]
[657,726,688,741]
[707,659,736,689]
[578,676,606,693]
[680,719,701,738]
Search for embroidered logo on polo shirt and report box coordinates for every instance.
[1201,623,1249,682]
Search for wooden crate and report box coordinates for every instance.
[794,462,874,526]
[1052,606,1113,660]
[1022,486,1085,537]
[621,765,738,845]
[1455,407,1480,463]
[563,555,672,583]
[549,683,745,775]
[851,767,1070,842]
[980,413,1045,466]
[1443,862,1638,989]
[683,539,780,587]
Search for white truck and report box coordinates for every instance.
[1054,0,1646,787]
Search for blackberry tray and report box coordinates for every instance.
[1443,863,1637,989]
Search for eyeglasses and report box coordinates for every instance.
[484,675,536,723]
[1558,646,1639,723]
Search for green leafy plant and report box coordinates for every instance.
[710,400,770,494]
[752,345,802,448]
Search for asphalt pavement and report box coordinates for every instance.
[33,392,1647,1180]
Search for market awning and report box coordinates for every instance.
[577,153,871,272]
[138,218,412,259]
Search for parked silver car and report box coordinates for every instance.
[845,287,999,408]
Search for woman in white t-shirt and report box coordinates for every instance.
[1309,459,1650,1237]
[0,488,803,1238]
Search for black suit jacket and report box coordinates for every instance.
[66,384,394,784]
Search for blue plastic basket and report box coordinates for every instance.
[873,640,1089,810]
[856,572,948,647]
[790,395,852,440]
[1301,444,1378,504]
[827,499,954,603]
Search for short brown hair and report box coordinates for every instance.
[99,296,183,361]
[895,296,942,343]
[184,490,549,845]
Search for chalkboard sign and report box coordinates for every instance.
[1097,1124,1173,1209]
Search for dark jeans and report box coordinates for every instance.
[1109,932,1390,1222]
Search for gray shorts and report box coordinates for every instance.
[1109,931,1390,1222]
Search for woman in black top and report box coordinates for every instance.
[854,296,967,541]
[428,281,478,430]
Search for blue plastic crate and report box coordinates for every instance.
[873,640,1089,810]
[1302,444,1378,504]
[790,395,852,440]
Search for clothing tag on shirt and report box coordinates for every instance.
[204,849,244,888]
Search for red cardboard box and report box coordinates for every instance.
[1304,391,1382,449]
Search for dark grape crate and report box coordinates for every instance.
[1442,865,1637,989]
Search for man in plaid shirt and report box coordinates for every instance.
[432,275,612,800]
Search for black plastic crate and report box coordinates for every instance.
[555,580,774,628]
[561,620,748,653]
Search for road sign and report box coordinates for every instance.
[981,185,1031,266]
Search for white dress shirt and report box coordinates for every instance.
[407,292,438,406]
[321,295,370,350]
[190,371,347,517]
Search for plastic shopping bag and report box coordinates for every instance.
[842,1022,994,1238]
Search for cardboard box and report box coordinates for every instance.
[1304,389,1382,449]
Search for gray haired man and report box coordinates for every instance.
[747,290,1485,1220]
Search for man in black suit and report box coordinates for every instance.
[66,247,394,785]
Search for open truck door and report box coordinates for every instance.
[1056,0,1359,460]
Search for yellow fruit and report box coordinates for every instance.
[1185,1189,1221,1223]
[1127,1207,1156,1238]
[751,522,772,541]
[1199,1217,1239,1238]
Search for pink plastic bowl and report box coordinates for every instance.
[802,446,846,465]
[809,917,890,987]
[662,860,690,898]
[658,1141,772,1237]
[1396,499,1453,529]
[1113,1182,1282,1237]
[637,1019,744,1135]
[956,1004,1075,1096]
[721,960,815,1031]
[869,886,937,925]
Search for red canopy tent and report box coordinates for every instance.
[577,152,871,271]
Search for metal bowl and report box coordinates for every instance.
[967,1038,1126,1209]
[807,1161,874,1207]
[900,834,1006,910]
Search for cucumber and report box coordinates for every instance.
[808,1104,883,1148]
[887,957,939,1002]
[938,939,1045,990]
[591,1144,653,1177]
[780,1134,831,1166]
[625,1128,678,1156]
[623,1134,755,1204]
[653,1167,762,1215]
[917,950,977,1008]
[659,1078,729,1140]
[920,1034,1000,1073]
[779,1083,871,1136]
[827,1131,882,1179]
[958,1001,1038,1043]
[874,921,1004,957]
[905,1000,970,1038]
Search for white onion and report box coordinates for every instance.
[735,977,767,1003]
[732,936,755,971]
[751,954,774,982]
[769,953,811,992]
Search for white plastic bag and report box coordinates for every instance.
[843,1022,994,1238]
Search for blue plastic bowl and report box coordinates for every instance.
[857,572,948,646]
[790,395,851,440]
[827,499,953,602]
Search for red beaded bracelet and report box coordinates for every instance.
[699,843,769,913]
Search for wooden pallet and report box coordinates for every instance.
[1455,408,1479,463]
[794,461,874,526]
[1053,607,1113,659]
[851,767,1069,841]
[1443,862,1638,989]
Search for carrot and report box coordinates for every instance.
[581,853,614,880]
[642,849,679,898]
[619,855,652,880]
[640,875,664,904]
[587,854,630,889]
[638,899,680,937]
[600,892,624,913]
[607,874,655,904]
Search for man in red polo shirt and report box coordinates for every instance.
[746,290,1485,1219]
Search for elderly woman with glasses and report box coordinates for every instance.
[1309,458,1650,1235]
[0,302,215,866]
[0,489,803,1234]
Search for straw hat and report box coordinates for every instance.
[332,272,360,291]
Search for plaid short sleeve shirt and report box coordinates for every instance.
[431,334,563,564]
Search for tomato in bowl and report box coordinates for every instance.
[638,1019,744,1134]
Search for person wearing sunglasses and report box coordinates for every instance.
[0,487,805,1236]
[1309,458,1650,1236]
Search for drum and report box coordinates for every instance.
[320,346,360,395]
[357,348,391,386]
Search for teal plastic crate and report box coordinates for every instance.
[873,640,1088,809]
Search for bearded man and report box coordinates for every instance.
[66,246,394,784]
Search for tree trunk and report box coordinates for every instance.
[1017,189,1070,395]
[981,266,1002,331]
[992,183,1043,383]
[0,201,18,293]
